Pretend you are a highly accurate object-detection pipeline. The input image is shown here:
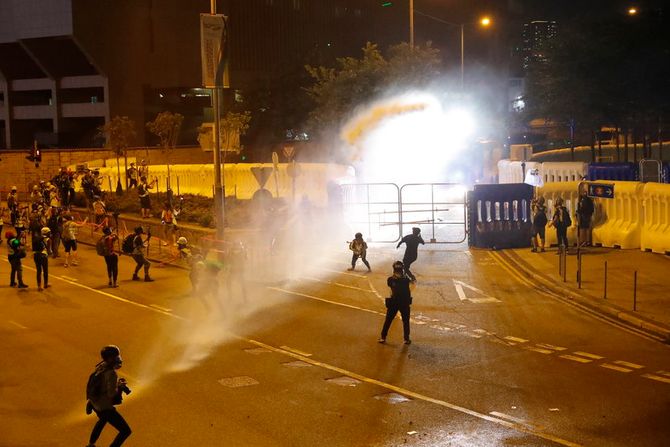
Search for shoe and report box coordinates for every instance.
[38,286,43,292]
[132,275,140,281]
[531,248,537,252]
[144,277,154,282]
[347,267,354,271]
[63,263,68,268]
[404,339,412,345]
[540,248,546,252]
[18,284,28,289]
[44,284,50,289]
[367,268,372,272]
[10,283,16,287]
[377,338,386,344]
[108,281,113,287]
[112,283,118,288]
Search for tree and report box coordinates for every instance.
[99,116,136,194]
[304,42,441,134]
[146,111,183,192]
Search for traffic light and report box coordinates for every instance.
[381,1,393,6]
[25,141,41,167]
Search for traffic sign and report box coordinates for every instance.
[283,145,295,160]
[250,167,273,188]
[588,183,614,199]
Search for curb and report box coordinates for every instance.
[499,250,670,343]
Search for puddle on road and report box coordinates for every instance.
[218,376,259,388]
[374,392,411,404]
[326,376,362,387]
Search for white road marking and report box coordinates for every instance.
[536,343,567,351]
[245,339,582,447]
[641,374,670,384]
[524,346,554,355]
[367,277,383,299]
[572,351,604,360]
[559,354,593,364]
[453,279,501,303]
[504,336,529,344]
[303,277,375,294]
[268,287,384,316]
[8,320,28,330]
[149,304,172,312]
[60,275,78,282]
[600,363,633,373]
[280,346,312,357]
[318,267,367,278]
[612,360,644,370]
[489,411,544,430]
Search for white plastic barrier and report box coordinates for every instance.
[540,162,587,184]
[497,160,540,184]
[536,181,580,246]
[640,183,670,254]
[591,181,643,249]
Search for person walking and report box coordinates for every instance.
[126,162,139,189]
[348,232,371,272]
[549,197,572,254]
[396,227,425,282]
[530,197,548,252]
[62,215,87,267]
[100,227,119,287]
[7,231,28,288]
[33,227,51,291]
[378,261,414,345]
[86,345,132,447]
[131,226,153,282]
[576,188,595,247]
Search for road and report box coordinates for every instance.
[1,241,669,446]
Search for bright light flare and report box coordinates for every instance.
[480,16,491,27]
[627,6,638,15]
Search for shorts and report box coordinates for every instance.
[63,239,77,252]
[578,217,591,229]
[140,196,151,209]
[531,226,546,239]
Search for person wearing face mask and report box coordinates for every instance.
[378,261,415,345]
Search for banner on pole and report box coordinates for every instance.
[200,14,230,88]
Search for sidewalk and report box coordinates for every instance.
[500,246,670,341]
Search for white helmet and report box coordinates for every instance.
[41,227,51,236]
[177,237,188,246]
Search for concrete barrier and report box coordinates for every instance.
[641,183,670,254]
[541,162,587,183]
[591,181,643,249]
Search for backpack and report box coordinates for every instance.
[86,366,104,401]
[96,236,109,256]
[122,234,135,254]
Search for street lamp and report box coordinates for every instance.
[627,6,638,15]
[413,10,492,90]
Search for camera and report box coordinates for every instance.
[118,378,132,395]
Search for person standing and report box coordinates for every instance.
[101,227,119,287]
[549,197,572,253]
[33,227,51,291]
[576,188,595,247]
[47,207,63,258]
[530,197,548,253]
[92,196,108,228]
[138,159,149,179]
[160,202,179,246]
[131,226,153,282]
[86,345,132,447]
[7,231,28,288]
[378,261,414,345]
[396,227,425,282]
[137,177,154,219]
[348,232,371,272]
[62,214,87,267]
[126,162,139,189]
[7,186,19,214]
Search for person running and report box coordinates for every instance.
[101,227,119,288]
[576,188,595,247]
[549,197,572,254]
[530,197,548,253]
[62,214,87,267]
[378,261,414,345]
[137,177,154,218]
[131,226,153,282]
[348,232,371,272]
[33,227,51,291]
[396,227,425,282]
[7,231,28,288]
[86,345,132,447]
[126,162,139,189]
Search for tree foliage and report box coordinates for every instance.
[146,111,184,150]
[99,116,136,156]
[220,111,252,154]
[304,42,441,132]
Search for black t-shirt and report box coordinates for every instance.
[400,234,424,258]
[387,275,412,304]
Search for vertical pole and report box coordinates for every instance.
[409,0,414,48]
[562,249,567,282]
[366,184,372,242]
[430,184,436,243]
[633,270,637,311]
[176,175,180,196]
[211,0,224,240]
[460,23,465,91]
[577,247,582,289]
[603,261,608,299]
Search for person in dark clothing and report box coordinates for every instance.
[102,227,119,288]
[7,232,28,288]
[549,198,572,253]
[131,226,153,281]
[86,345,132,447]
[47,207,63,258]
[576,189,595,247]
[348,232,371,272]
[379,261,414,345]
[33,227,51,291]
[396,227,424,282]
[530,197,548,252]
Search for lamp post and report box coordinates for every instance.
[210,0,225,240]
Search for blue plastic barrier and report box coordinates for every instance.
[662,163,670,184]
[587,163,638,181]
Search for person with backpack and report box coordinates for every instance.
[98,227,119,288]
[137,176,154,218]
[576,188,595,247]
[33,227,51,291]
[549,197,572,254]
[86,345,132,447]
[348,232,371,272]
[378,261,415,345]
[530,197,548,253]
[92,196,107,228]
[396,227,425,282]
[7,231,28,288]
[62,214,87,267]
[160,202,179,246]
[128,226,153,282]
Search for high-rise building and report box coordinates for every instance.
[521,20,558,70]
[0,0,404,149]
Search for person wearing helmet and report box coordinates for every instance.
[7,186,19,213]
[32,227,51,291]
[86,345,132,447]
[7,231,28,288]
[62,214,88,267]
[348,232,371,272]
[131,226,153,282]
[378,261,414,345]
[549,197,572,253]
[126,162,139,189]
[102,227,119,288]
[396,227,425,282]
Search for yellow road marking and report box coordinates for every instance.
[612,360,644,370]
[641,374,670,384]
[525,346,554,354]
[560,355,592,364]
[572,351,604,360]
[504,336,529,343]
[268,287,384,316]
[600,363,633,373]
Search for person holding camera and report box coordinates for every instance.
[378,261,415,345]
[86,345,132,447]
[131,226,153,282]
[7,231,28,288]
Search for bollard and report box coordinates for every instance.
[603,261,608,299]
[577,248,582,289]
[633,270,638,311]
[558,248,562,277]
[562,248,567,283]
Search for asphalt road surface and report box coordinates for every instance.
[2,242,669,446]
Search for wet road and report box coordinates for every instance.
[1,243,669,446]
